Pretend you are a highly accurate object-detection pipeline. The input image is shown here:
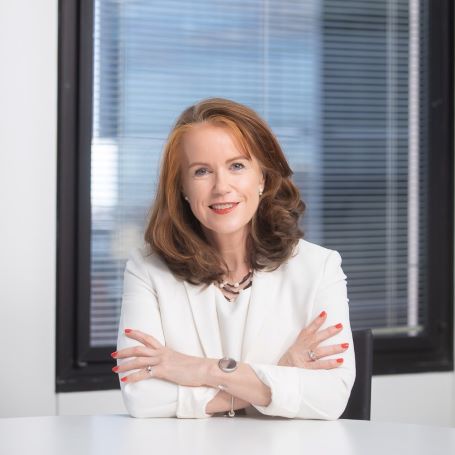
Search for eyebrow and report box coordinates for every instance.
[188,155,249,169]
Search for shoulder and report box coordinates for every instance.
[291,238,341,264]
[283,238,344,280]
[125,245,179,285]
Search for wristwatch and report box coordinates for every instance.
[218,357,238,373]
[217,357,238,417]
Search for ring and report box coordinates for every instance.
[146,365,154,376]
[307,350,317,362]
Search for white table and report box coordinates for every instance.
[1,415,454,454]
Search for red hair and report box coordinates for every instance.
[144,98,305,284]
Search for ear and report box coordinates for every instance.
[259,170,265,187]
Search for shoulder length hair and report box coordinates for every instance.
[145,97,305,285]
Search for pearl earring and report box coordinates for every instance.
[259,187,263,197]
[184,196,189,201]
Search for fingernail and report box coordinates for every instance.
[124,328,133,334]
[112,366,119,373]
[121,377,128,382]
[110,351,118,358]
[336,358,344,364]
[335,323,343,329]
[341,343,349,349]
[319,311,327,318]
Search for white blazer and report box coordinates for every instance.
[116,238,356,419]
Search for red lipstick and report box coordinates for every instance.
[209,202,239,215]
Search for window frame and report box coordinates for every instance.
[56,0,453,392]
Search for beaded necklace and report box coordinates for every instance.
[215,269,253,302]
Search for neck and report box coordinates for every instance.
[203,228,250,279]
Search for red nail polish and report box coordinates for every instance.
[110,351,118,358]
[341,343,349,349]
[112,366,119,372]
[124,328,132,334]
[335,323,343,329]
[121,377,128,382]
[319,311,327,318]
[336,358,344,364]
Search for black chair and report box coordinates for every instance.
[340,329,373,420]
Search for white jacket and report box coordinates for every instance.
[116,238,356,419]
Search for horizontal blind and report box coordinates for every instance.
[315,0,426,335]
[90,0,427,346]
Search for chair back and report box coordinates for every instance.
[340,329,373,420]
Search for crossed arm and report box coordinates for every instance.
[114,311,348,416]
[205,311,347,414]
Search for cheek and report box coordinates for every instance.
[186,183,211,214]
[243,180,261,199]
[183,179,205,199]
[196,186,212,202]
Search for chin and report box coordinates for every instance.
[203,221,249,236]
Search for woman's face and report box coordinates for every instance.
[180,123,264,240]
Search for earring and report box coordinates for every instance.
[184,195,189,201]
[259,187,263,197]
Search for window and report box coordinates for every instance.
[57,0,453,391]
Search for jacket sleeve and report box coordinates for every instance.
[116,248,219,418]
[248,250,356,419]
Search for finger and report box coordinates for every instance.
[113,355,161,374]
[124,328,163,349]
[304,358,344,370]
[313,323,343,345]
[312,342,349,359]
[297,310,327,339]
[119,362,162,384]
[113,345,157,359]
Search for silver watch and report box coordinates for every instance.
[218,357,238,373]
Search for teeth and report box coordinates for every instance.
[211,203,236,210]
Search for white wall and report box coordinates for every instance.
[0,0,454,426]
[0,1,57,417]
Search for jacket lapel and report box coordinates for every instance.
[183,281,223,359]
[241,268,282,361]
[183,267,283,362]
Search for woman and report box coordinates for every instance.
[112,98,355,419]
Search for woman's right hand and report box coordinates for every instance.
[277,311,349,369]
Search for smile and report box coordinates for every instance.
[209,202,239,214]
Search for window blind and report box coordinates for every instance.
[90,0,427,346]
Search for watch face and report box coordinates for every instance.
[219,357,237,372]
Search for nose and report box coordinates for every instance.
[212,169,232,196]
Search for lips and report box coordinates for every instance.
[209,202,239,214]
[209,202,238,209]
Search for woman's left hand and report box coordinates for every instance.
[112,328,209,387]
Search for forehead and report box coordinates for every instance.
[181,123,251,161]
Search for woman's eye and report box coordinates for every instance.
[231,162,245,171]
[194,168,209,177]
